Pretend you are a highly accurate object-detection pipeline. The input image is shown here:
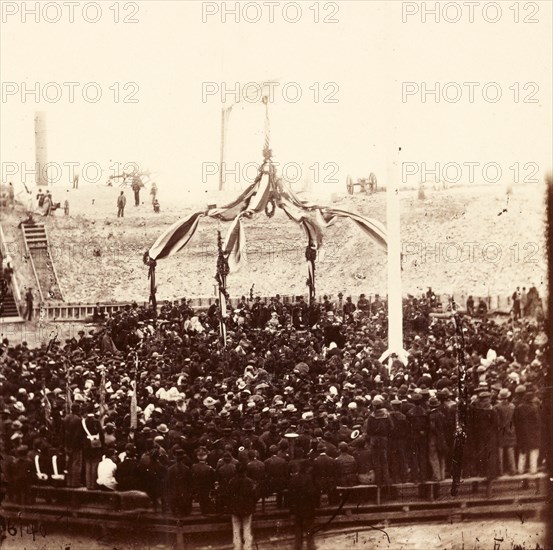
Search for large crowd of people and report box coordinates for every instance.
[1,291,549,528]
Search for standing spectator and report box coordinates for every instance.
[511,287,521,320]
[312,442,337,505]
[389,399,409,483]
[115,445,141,490]
[495,388,517,476]
[82,407,104,490]
[335,292,344,317]
[264,444,289,509]
[165,449,192,516]
[357,294,370,316]
[469,392,499,479]
[62,403,84,488]
[288,460,318,550]
[513,386,541,474]
[245,450,266,502]
[7,446,33,504]
[43,190,53,216]
[191,447,216,514]
[466,295,475,316]
[227,461,257,550]
[150,181,158,204]
[407,393,429,482]
[477,298,488,317]
[36,188,45,208]
[520,287,528,317]
[366,398,393,486]
[117,191,126,217]
[132,176,141,206]
[427,397,447,481]
[343,296,356,322]
[24,287,34,321]
[334,441,358,487]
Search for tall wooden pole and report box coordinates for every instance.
[219,106,233,192]
[34,111,48,187]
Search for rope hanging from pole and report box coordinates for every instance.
[305,241,317,305]
[143,251,157,316]
[216,231,230,346]
[450,297,469,496]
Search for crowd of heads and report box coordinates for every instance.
[1,290,548,496]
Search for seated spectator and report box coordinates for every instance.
[97,449,119,491]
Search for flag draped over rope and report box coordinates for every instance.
[130,353,139,431]
[64,358,72,415]
[42,380,52,427]
[216,231,230,345]
[99,367,107,421]
[145,101,387,297]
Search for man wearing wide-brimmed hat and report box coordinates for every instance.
[494,388,516,476]
[427,397,447,481]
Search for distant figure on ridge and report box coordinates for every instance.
[117,191,126,218]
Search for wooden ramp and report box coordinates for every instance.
[21,222,64,302]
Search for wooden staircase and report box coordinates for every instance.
[0,285,19,317]
[21,222,64,302]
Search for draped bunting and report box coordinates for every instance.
[147,152,387,278]
[99,368,107,419]
[42,381,52,427]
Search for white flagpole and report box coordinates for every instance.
[379,145,408,371]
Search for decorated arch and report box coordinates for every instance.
[144,99,388,323]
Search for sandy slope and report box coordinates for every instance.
[2,182,547,304]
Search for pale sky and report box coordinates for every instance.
[1,0,551,200]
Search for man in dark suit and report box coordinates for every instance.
[227,462,257,550]
[288,460,318,550]
[313,442,337,505]
[264,445,288,508]
[115,445,141,491]
[62,403,84,487]
[191,447,216,514]
[165,449,192,516]
[82,408,104,490]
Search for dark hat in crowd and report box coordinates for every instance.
[497,388,511,400]
[428,397,440,408]
[338,441,349,451]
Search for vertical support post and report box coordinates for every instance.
[387,147,403,357]
[379,146,408,369]
[219,108,226,192]
[219,106,232,192]
[34,111,48,187]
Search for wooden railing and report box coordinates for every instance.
[29,292,515,323]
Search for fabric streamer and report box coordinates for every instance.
[147,110,387,305]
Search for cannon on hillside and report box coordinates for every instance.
[346,173,377,195]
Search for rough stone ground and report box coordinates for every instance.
[0,519,546,550]
[2,182,547,305]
